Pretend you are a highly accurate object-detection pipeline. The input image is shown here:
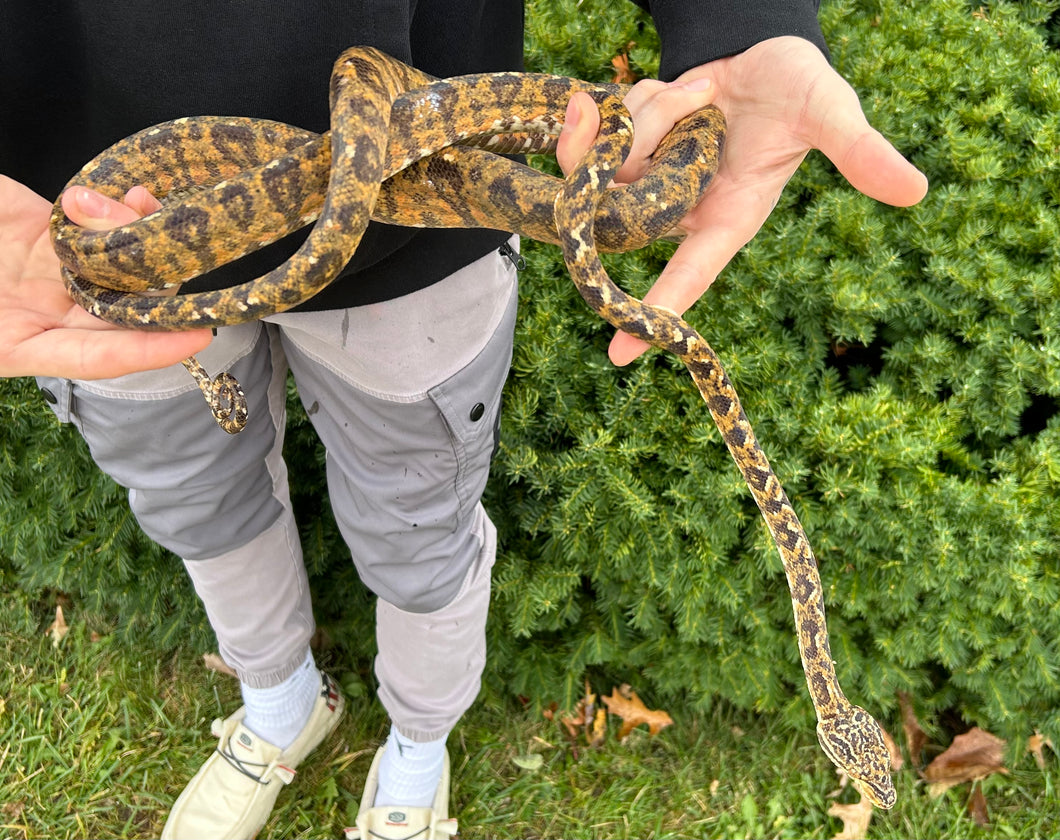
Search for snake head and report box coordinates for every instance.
[816,706,897,809]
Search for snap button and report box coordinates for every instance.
[40,387,58,405]
[469,402,485,422]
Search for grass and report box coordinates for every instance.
[2,590,1059,839]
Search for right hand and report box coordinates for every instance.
[0,177,210,380]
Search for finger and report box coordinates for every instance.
[615,75,715,183]
[828,124,928,207]
[607,181,776,366]
[555,92,601,175]
[10,325,212,380]
[61,186,147,231]
[808,77,928,207]
[124,185,164,216]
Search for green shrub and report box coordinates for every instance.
[3,0,1060,746]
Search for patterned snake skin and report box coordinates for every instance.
[49,46,895,807]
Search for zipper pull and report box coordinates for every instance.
[499,240,526,271]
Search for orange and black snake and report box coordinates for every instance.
[49,46,895,808]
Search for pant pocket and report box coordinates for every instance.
[35,377,76,425]
[427,274,517,519]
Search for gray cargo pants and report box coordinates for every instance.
[37,240,519,742]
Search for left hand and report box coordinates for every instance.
[556,36,929,366]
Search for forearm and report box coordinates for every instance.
[631,0,828,79]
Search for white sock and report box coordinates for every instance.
[240,648,319,750]
[374,725,447,808]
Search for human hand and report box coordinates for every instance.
[0,177,210,379]
[556,36,929,365]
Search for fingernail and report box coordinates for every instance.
[74,187,110,219]
[681,77,712,93]
[565,96,582,129]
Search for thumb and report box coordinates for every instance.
[556,92,601,175]
[61,185,161,231]
[808,77,928,207]
[829,124,928,207]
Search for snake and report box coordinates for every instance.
[48,46,896,808]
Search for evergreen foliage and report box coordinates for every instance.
[3,0,1060,746]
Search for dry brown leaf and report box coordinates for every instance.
[968,782,990,826]
[556,684,595,742]
[897,691,928,766]
[826,773,850,801]
[555,682,608,746]
[601,686,673,739]
[46,605,69,648]
[202,652,238,678]
[610,42,638,84]
[1029,730,1054,770]
[882,726,904,771]
[923,726,1008,797]
[827,794,874,840]
[558,712,582,740]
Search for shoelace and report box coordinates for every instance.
[366,827,429,840]
[215,738,275,785]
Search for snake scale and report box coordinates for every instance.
[49,46,895,808]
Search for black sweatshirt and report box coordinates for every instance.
[0,0,824,311]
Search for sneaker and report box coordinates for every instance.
[161,671,345,840]
[344,745,458,840]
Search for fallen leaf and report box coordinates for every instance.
[1029,730,1054,770]
[828,794,874,840]
[558,711,583,740]
[46,605,69,648]
[923,727,1008,797]
[589,707,607,748]
[897,691,928,766]
[601,686,673,739]
[610,42,638,84]
[582,679,596,736]
[202,652,238,678]
[512,753,544,771]
[826,768,851,800]
[882,726,904,771]
[968,782,990,826]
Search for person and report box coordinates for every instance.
[0,1,928,838]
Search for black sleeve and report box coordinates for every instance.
[631,0,829,80]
